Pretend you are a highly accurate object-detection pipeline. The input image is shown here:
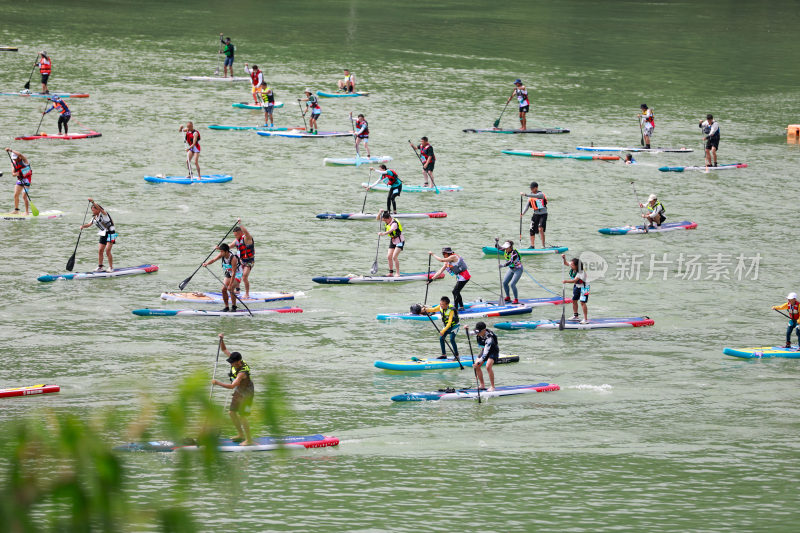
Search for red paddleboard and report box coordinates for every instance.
[0,384,60,398]
[15,131,102,141]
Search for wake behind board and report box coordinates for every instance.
[313,271,444,284]
[723,346,800,359]
[375,354,520,371]
[502,150,619,160]
[257,130,353,138]
[38,264,158,282]
[316,91,369,98]
[482,245,568,256]
[1,210,63,221]
[231,101,286,110]
[496,317,654,330]
[114,434,339,452]
[659,163,747,172]
[324,156,393,166]
[15,131,101,141]
[144,174,233,184]
[132,307,303,317]
[0,384,60,398]
[391,383,560,402]
[316,211,446,220]
[576,146,693,153]
[362,182,463,193]
[463,127,569,134]
[160,291,301,304]
[598,221,697,235]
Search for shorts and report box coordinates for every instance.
[263,104,274,114]
[311,111,321,119]
[225,271,244,281]
[643,123,654,136]
[357,135,369,140]
[240,259,254,268]
[573,285,589,303]
[530,213,547,235]
[423,161,435,172]
[705,138,719,150]
[99,232,117,245]
[16,178,31,187]
[223,56,234,67]
[389,241,405,250]
[41,73,49,84]
[519,105,529,113]
[189,146,200,153]
[478,352,499,364]
[229,393,253,416]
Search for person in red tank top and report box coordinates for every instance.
[244,63,263,104]
[37,51,51,94]
[229,220,255,298]
[179,122,201,178]
[5,148,33,214]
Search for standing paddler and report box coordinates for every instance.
[377,210,404,276]
[772,293,800,349]
[37,51,51,94]
[520,181,547,249]
[244,63,263,104]
[354,114,370,158]
[42,95,71,135]
[430,247,471,311]
[230,221,255,299]
[409,137,435,187]
[5,148,32,215]
[299,89,321,134]
[699,114,720,167]
[79,198,117,272]
[499,241,522,304]
[506,79,529,131]
[418,296,460,360]
[219,34,234,78]
[472,321,499,392]
[202,243,242,312]
[366,165,402,213]
[562,254,589,324]
[638,104,654,149]
[211,333,255,446]
[179,121,201,178]
[259,81,276,127]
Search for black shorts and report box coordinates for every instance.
[389,241,405,250]
[229,393,253,416]
[530,213,547,235]
[99,232,117,245]
[519,105,529,113]
[311,111,321,119]
[572,285,581,301]
[478,352,499,363]
[41,73,49,84]
[423,161,435,172]
[705,138,719,150]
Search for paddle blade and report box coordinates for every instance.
[178,276,192,290]
[493,118,501,128]
[370,261,378,275]
[24,81,30,90]
[558,312,566,330]
[31,204,39,217]
[66,253,76,272]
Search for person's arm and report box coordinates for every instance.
[219,334,231,357]
[521,200,531,216]
[365,168,387,188]
[88,198,106,216]
[773,302,789,311]
[440,310,456,335]
[481,335,494,357]
[43,105,54,115]
[240,226,253,244]
[561,254,569,267]
[202,251,224,267]
[708,122,719,137]
[244,63,251,74]
[421,304,441,315]
[213,371,243,390]
[506,89,516,103]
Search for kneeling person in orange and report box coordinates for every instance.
[472,322,499,392]
[211,333,255,446]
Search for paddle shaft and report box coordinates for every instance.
[425,312,463,369]
[638,116,645,146]
[178,219,239,290]
[559,258,566,330]
[465,326,481,403]
[408,140,439,193]
[23,55,37,90]
[630,181,648,234]
[34,101,48,135]
[209,337,222,400]
[423,253,432,306]
[298,100,308,130]
[495,238,504,305]
[214,35,222,75]
[494,99,511,128]
[519,195,523,242]
[360,169,370,213]
[774,308,792,320]
[66,201,91,271]
[370,219,381,274]
[349,112,359,158]
[203,266,254,316]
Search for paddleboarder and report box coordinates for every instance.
[520,181,547,249]
[42,95,70,135]
[366,165,402,213]
[430,247,471,311]
[179,122,201,178]
[771,293,800,348]
[410,137,435,187]
[506,79,529,131]
[202,243,242,312]
[338,69,355,93]
[5,148,32,215]
[37,51,51,93]
[499,241,522,304]
[472,321,498,392]
[299,89,321,135]
[230,221,255,299]
[639,194,666,228]
[639,104,654,148]
[699,114,719,167]
[354,114,370,157]
[378,211,404,276]
[420,296,460,360]
[259,81,276,127]
[244,63,263,104]
[219,34,234,78]
[79,198,117,272]
[211,333,255,446]
[562,254,589,324]
[624,153,636,165]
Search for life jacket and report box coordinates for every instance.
[221,253,241,275]
[504,249,522,269]
[39,56,51,74]
[49,100,70,115]
[307,95,320,111]
[529,194,547,211]
[441,305,459,326]
[229,361,251,382]
[384,170,401,187]
[249,68,261,86]
[93,212,115,233]
[185,130,200,149]
[234,236,255,261]
[419,144,435,162]
[344,74,354,84]
[569,268,586,287]
[477,329,499,358]
[356,118,369,138]
[642,108,655,127]
[788,300,800,321]
[515,87,529,106]
[647,201,666,219]
[261,87,274,104]
[385,219,403,240]
[446,256,470,280]
[12,158,32,179]
[229,361,254,398]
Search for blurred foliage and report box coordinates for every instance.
[0,370,291,532]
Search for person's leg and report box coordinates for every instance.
[486,359,495,391]
[449,330,458,357]
[105,241,114,270]
[795,324,800,347]
[242,265,251,298]
[475,365,485,389]
[529,218,536,247]
[539,228,546,248]
[239,414,253,445]
[581,301,588,321]
[439,335,447,357]
[503,269,513,302]
[453,280,467,309]
[521,109,527,130]
[355,137,361,157]
[786,322,795,347]
[221,278,231,309]
[13,184,22,211]
[711,145,717,165]
[230,279,240,310]
[509,268,522,301]
[386,248,393,274]
[391,248,401,275]
[364,138,370,157]
[705,146,711,166]
[22,187,29,214]
[97,243,106,269]
[229,411,245,440]
[268,109,274,127]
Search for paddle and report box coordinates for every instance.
[638,116,645,147]
[5,151,38,216]
[214,34,222,76]
[185,147,194,180]
[349,112,361,164]
[630,181,648,234]
[178,219,239,290]
[493,99,511,129]
[23,55,38,90]
[558,255,566,330]
[203,266,254,317]
[465,326,481,403]
[66,201,91,271]
[423,253,432,306]
[360,168,371,214]
[34,101,48,135]
[297,99,308,131]
[519,195,524,243]
[408,140,439,194]
[495,237,504,305]
[209,335,222,400]
[370,218,381,275]
[774,308,792,320]
[423,310,463,370]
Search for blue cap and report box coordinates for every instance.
[514,79,522,84]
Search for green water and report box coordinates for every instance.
[2,0,800,530]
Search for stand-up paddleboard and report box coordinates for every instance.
[375,354,520,371]
[377,302,532,321]
[496,317,654,330]
[323,156,393,166]
[15,131,101,141]
[502,150,619,160]
[208,125,300,131]
[182,76,249,82]
[114,434,339,452]
[313,271,444,284]
[317,91,369,98]
[0,384,60,398]
[256,130,353,138]
[160,291,302,304]
[463,127,569,134]
[723,346,800,359]
[39,264,159,282]
[132,307,303,317]
[1,210,63,221]
[0,91,89,98]
[231,101,285,110]
[143,174,233,184]
[392,382,560,402]
[361,182,463,193]
[576,146,693,153]
[482,245,568,256]
[316,211,447,220]
[659,163,747,172]
[0,46,19,52]
[598,221,697,235]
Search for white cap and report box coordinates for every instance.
[304,88,312,93]
[10,152,18,159]
[501,241,512,249]
[788,292,798,300]
[648,194,657,202]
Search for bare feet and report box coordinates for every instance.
[241,440,255,446]
[487,387,496,392]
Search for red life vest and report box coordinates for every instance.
[356,119,369,138]
[234,237,254,261]
[12,158,32,179]
[529,194,547,210]
[185,130,200,149]
[385,170,400,186]
[419,144,435,162]
[789,300,799,321]
[39,57,51,74]
[250,68,261,86]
